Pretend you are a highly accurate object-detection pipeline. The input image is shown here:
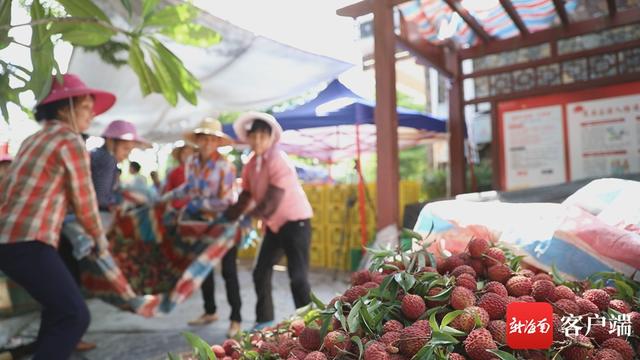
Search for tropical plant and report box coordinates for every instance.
[0,0,221,120]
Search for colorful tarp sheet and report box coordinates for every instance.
[74,203,241,317]
[413,178,640,280]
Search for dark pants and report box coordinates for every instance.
[201,245,242,322]
[253,219,311,323]
[0,241,90,360]
[58,232,81,285]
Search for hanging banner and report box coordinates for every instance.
[502,105,566,190]
[498,81,640,190]
[566,94,640,179]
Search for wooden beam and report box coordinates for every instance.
[552,0,570,27]
[464,72,640,105]
[490,102,502,190]
[499,0,529,36]
[395,35,453,78]
[607,0,617,16]
[446,49,467,195]
[463,38,640,79]
[459,8,640,59]
[373,0,400,229]
[336,0,411,18]
[442,0,492,43]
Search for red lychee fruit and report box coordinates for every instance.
[456,273,478,291]
[609,299,632,314]
[401,294,426,321]
[463,328,497,360]
[299,327,322,351]
[487,320,506,344]
[451,265,477,279]
[483,248,506,267]
[450,286,476,310]
[582,289,610,311]
[478,292,508,320]
[398,325,431,357]
[483,282,508,298]
[469,238,490,258]
[506,276,532,297]
[383,320,404,334]
[323,330,350,357]
[304,351,328,360]
[531,280,555,301]
[575,298,600,315]
[487,264,512,284]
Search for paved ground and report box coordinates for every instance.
[0,260,350,360]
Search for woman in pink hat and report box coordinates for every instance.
[0,73,115,360]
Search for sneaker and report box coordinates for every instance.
[187,313,220,326]
[75,340,97,352]
[227,321,242,338]
[251,320,275,332]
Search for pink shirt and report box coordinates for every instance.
[242,147,313,233]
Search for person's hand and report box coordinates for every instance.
[91,235,109,257]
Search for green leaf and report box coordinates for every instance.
[402,228,423,240]
[0,0,11,50]
[50,22,114,46]
[310,292,326,310]
[145,3,198,27]
[509,255,526,272]
[429,331,460,346]
[400,236,413,252]
[160,23,221,48]
[429,311,439,332]
[488,349,519,360]
[183,332,216,360]
[151,39,199,105]
[167,353,181,360]
[359,303,375,334]
[319,313,332,338]
[427,252,437,268]
[334,300,348,331]
[150,48,178,105]
[440,326,467,336]
[551,264,566,285]
[142,0,160,19]
[351,336,364,360]
[129,38,160,96]
[394,272,416,293]
[347,300,362,333]
[440,310,464,329]
[411,344,434,360]
[120,0,132,18]
[57,0,110,22]
[614,280,635,300]
[29,0,54,103]
[425,287,453,302]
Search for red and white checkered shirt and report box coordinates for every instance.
[0,121,103,248]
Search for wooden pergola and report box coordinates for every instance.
[338,0,640,230]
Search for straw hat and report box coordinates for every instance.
[170,140,197,161]
[185,118,233,146]
[39,74,116,116]
[233,111,283,143]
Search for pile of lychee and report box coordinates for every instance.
[205,237,640,360]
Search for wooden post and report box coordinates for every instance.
[373,0,399,229]
[446,49,466,195]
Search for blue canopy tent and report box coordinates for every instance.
[223,79,447,136]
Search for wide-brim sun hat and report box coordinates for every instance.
[184,117,233,146]
[233,111,283,143]
[101,119,152,149]
[171,140,197,160]
[39,73,116,116]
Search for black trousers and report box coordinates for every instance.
[0,242,90,360]
[253,219,311,323]
[201,245,242,322]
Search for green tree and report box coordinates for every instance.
[0,0,221,120]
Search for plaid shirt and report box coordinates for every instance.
[0,121,103,248]
[166,153,236,215]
